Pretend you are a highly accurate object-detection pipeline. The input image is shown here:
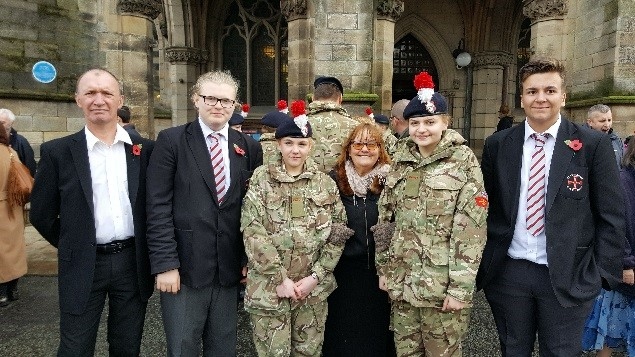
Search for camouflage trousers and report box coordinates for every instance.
[391,300,471,357]
[249,301,328,357]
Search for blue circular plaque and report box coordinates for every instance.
[32,61,57,83]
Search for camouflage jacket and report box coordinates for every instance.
[307,101,359,173]
[383,129,399,157]
[377,129,487,307]
[258,132,278,166]
[240,157,347,314]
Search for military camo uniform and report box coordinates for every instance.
[240,156,347,357]
[383,128,399,157]
[258,132,278,166]
[377,129,488,356]
[306,101,358,173]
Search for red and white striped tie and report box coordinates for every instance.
[209,133,227,203]
[526,133,548,236]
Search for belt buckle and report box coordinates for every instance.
[112,242,124,254]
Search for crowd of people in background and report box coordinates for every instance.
[2,56,634,356]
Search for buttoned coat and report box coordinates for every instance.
[29,130,155,314]
[476,118,625,308]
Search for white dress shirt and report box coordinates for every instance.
[85,125,135,244]
[199,118,232,192]
[508,117,561,265]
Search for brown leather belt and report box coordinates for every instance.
[96,238,134,254]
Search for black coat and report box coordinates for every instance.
[9,128,36,176]
[29,130,155,314]
[617,167,635,297]
[146,122,262,288]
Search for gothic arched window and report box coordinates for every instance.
[392,34,439,103]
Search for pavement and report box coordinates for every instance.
[0,226,610,356]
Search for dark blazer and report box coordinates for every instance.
[9,128,36,176]
[476,118,625,308]
[29,130,155,315]
[146,122,263,289]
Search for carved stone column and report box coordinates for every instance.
[164,47,209,126]
[281,0,311,100]
[523,0,568,60]
[470,51,516,145]
[373,1,404,112]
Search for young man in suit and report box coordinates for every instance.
[476,58,625,355]
[146,70,262,356]
[30,68,155,356]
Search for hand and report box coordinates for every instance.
[276,278,297,300]
[442,295,467,312]
[294,275,319,300]
[378,276,388,291]
[623,269,635,285]
[156,269,180,294]
[241,266,248,284]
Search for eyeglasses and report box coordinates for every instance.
[199,95,236,108]
[350,142,379,150]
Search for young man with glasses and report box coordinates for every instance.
[146,70,263,356]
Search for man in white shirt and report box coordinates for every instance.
[30,68,155,356]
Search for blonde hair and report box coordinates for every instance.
[190,70,240,101]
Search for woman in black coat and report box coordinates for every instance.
[323,122,396,357]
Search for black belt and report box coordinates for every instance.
[96,238,134,254]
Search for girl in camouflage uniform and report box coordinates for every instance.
[374,73,488,356]
[240,101,352,357]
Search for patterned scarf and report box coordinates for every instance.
[344,160,390,197]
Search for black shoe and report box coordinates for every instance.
[0,296,8,307]
[8,289,18,301]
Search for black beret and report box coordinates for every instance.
[313,76,344,95]
[275,118,313,139]
[117,106,130,122]
[260,111,290,128]
[228,113,244,126]
[374,114,390,125]
[403,92,448,119]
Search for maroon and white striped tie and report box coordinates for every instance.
[526,133,548,236]
[209,133,227,203]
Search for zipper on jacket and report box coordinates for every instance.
[363,197,370,269]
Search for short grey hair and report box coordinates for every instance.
[588,104,611,118]
[0,108,16,122]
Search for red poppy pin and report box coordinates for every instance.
[233,143,246,156]
[475,191,489,208]
[132,144,142,156]
[564,139,582,151]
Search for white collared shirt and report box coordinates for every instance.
[85,125,135,244]
[508,117,561,265]
[199,118,232,191]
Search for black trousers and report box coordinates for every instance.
[484,257,594,357]
[57,246,147,357]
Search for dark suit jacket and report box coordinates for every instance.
[29,130,155,315]
[10,128,36,176]
[146,122,263,289]
[476,118,625,308]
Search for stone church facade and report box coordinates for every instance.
[0,0,634,159]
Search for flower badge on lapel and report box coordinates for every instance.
[233,143,246,156]
[564,139,582,151]
[132,144,142,156]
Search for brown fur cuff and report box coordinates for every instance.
[327,223,355,246]
[371,222,395,252]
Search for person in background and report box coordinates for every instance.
[495,104,514,133]
[30,68,155,356]
[322,122,395,357]
[228,113,244,132]
[387,99,410,156]
[117,105,141,138]
[366,107,398,158]
[146,70,262,356]
[587,104,623,167]
[374,72,487,356]
[476,58,625,356]
[307,76,358,173]
[241,100,351,356]
[0,108,36,176]
[582,136,635,356]
[0,126,27,308]
[259,110,290,166]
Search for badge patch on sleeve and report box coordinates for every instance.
[475,191,489,208]
[566,174,583,192]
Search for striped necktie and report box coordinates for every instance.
[526,133,548,236]
[209,133,227,203]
